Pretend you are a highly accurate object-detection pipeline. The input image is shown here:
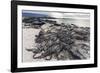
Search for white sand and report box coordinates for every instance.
[23,28,41,62]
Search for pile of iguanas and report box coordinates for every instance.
[26,23,90,61]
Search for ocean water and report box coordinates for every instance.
[54,18,90,27]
